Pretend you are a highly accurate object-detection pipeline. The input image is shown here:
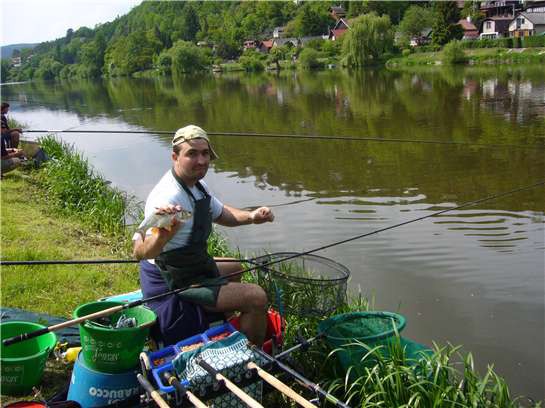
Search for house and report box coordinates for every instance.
[272,37,300,49]
[409,28,432,47]
[480,17,511,38]
[509,12,545,36]
[480,0,523,18]
[524,0,545,13]
[329,5,346,21]
[243,40,259,51]
[458,17,480,39]
[273,26,285,39]
[329,18,353,41]
[10,56,21,67]
[259,40,274,54]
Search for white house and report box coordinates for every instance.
[480,17,511,38]
[509,12,545,36]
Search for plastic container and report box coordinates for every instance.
[67,352,140,407]
[148,345,178,369]
[203,322,236,342]
[152,362,190,394]
[73,300,156,373]
[0,321,57,395]
[175,333,206,354]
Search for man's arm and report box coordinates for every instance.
[1,148,24,160]
[215,205,274,227]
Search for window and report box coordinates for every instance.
[486,21,492,29]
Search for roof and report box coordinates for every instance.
[458,19,478,31]
[330,6,346,14]
[261,40,273,49]
[518,12,545,25]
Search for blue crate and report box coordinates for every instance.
[152,362,190,393]
[203,322,236,342]
[176,333,206,353]
[148,345,178,369]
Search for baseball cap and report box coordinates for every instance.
[172,125,218,160]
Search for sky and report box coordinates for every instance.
[1,0,143,46]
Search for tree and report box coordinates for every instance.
[287,3,330,37]
[298,48,323,70]
[1,59,11,83]
[432,1,463,46]
[398,5,435,39]
[180,3,200,41]
[169,40,211,74]
[341,13,394,67]
[267,47,284,71]
[442,40,467,64]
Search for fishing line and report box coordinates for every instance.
[24,129,543,150]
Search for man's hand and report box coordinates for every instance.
[250,207,274,224]
[153,204,183,238]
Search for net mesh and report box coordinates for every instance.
[319,312,406,345]
[252,252,350,317]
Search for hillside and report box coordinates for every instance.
[1,43,37,59]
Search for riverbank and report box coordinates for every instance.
[387,47,545,67]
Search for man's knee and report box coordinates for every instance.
[245,283,268,310]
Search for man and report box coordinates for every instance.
[133,125,274,346]
[1,130,25,175]
[1,103,22,149]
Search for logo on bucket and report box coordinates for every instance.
[1,364,24,385]
[88,386,139,402]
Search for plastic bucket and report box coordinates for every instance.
[0,321,57,395]
[318,311,407,372]
[73,301,156,373]
[67,352,140,407]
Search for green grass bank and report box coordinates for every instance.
[1,138,539,407]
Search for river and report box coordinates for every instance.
[2,66,544,399]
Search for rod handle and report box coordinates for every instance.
[3,327,49,346]
[137,374,170,408]
[247,362,316,408]
[198,360,264,408]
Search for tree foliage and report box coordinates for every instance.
[169,41,212,74]
[341,13,394,67]
[399,5,436,39]
[432,1,463,46]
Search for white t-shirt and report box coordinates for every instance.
[133,170,224,255]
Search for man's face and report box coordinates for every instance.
[1,107,8,114]
[172,138,211,183]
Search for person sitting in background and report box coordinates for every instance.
[1,131,25,175]
[1,102,22,149]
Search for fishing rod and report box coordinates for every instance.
[0,258,253,266]
[23,129,543,150]
[3,180,543,347]
[252,347,350,408]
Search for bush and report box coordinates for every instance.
[402,49,412,57]
[442,40,467,64]
[298,48,323,70]
[522,35,545,48]
[169,40,211,74]
[239,49,265,72]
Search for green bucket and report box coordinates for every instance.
[74,301,156,373]
[0,321,57,395]
[318,311,407,373]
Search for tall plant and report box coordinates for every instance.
[341,13,394,67]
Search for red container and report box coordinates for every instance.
[229,309,284,354]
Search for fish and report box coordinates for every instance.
[136,209,192,236]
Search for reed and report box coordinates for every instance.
[36,136,141,246]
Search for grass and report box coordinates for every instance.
[387,47,545,67]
